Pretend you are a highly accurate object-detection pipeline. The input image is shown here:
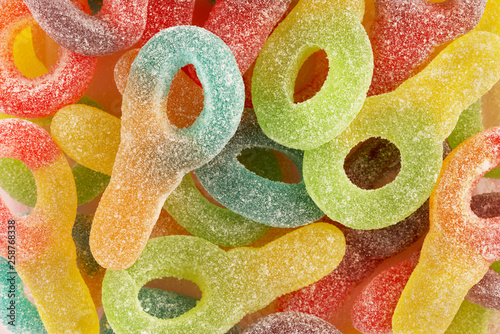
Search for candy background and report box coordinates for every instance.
[1,0,500,333]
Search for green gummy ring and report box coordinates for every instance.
[195,112,324,228]
[102,236,239,334]
[304,112,443,230]
[252,11,373,150]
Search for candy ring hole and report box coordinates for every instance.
[166,67,205,129]
[344,137,401,190]
[13,24,59,79]
[88,0,103,14]
[0,158,37,209]
[144,277,202,300]
[237,148,301,184]
[294,49,329,104]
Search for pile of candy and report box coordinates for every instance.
[1,0,500,333]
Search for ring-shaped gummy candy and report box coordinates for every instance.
[23,0,148,57]
[304,31,500,230]
[0,119,98,333]
[102,223,345,333]
[252,0,373,150]
[393,126,500,333]
[196,111,323,228]
[90,25,245,270]
[0,0,97,118]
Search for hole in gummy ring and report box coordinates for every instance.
[293,49,329,104]
[236,148,301,184]
[144,277,202,301]
[13,24,59,79]
[344,137,401,190]
[166,66,205,129]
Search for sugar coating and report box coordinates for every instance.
[196,111,323,228]
[24,0,148,56]
[203,0,292,75]
[0,257,46,334]
[241,312,341,333]
[0,119,98,333]
[304,31,500,230]
[368,0,487,96]
[102,223,345,333]
[164,172,270,247]
[139,0,195,47]
[91,26,244,270]
[393,127,500,333]
[100,288,242,334]
[352,252,494,334]
[0,0,97,118]
[252,0,373,150]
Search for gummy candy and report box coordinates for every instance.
[241,312,342,333]
[0,119,98,333]
[304,31,500,229]
[252,0,373,150]
[393,126,500,333]
[196,111,323,227]
[100,288,242,334]
[352,251,495,334]
[0,0,97,118]
[203,0,292,75]
[23,0,148,57]
[102,223,345,333]
[138,0,196,47]
[368,0,487,96]
[277,199,429,320]
[0,257,46,334]
[90,26,245,270]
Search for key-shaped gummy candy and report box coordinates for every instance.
[393,126,500,333]
[304,31,500,229]
[90,26,244,270]
[0,119,98,333]
[101,223,345,333]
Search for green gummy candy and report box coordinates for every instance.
[72,214,102,276]
[72,164,110,206]
[0,157,37,207]
[99,288,241,334]
[252,3,373,150]
[445,300,493,334]
[0,258,47,334]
